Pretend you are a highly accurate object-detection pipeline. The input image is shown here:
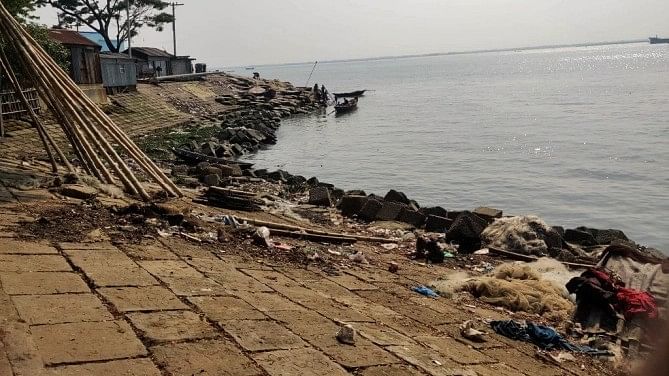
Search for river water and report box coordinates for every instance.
[244,43,669,250]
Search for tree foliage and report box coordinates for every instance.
[2,0,37,22]
[1,0,70,76]
[35,0,174,53]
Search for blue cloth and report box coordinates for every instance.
[412,285,439,298]
[491,320,611,356]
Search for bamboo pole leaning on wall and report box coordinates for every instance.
[0,2,182,200]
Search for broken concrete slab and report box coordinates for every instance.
[12,293,112,325]
[414,336,495,365]
[0,255,71,272]
[233,291,305,312]
[387,345,476,376]
[253,347,349,376]
[31,320,147,365]
[473,207,503,222]
[46,358,162,376]
[339,194,367,217]
[0,239,58,254]
[397,208,426,228]
[0,272,88,295]
[65,249,158,287]
[308,186,332,207]
[98,286,188,312]
[425,215,453,233]
[127,310,218,343]
[376,202,406,221]
[189,296,267,322]
[221,319,307,352]
[322,343,400,368]
[152,340,263,376]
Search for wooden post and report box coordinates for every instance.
[0,91,4,138]
[0,69,4,138]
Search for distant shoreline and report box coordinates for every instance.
[233,39,647,70]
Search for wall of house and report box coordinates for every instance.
[101,59,137,89]
[68,46,102,85]
[170,59,193,76]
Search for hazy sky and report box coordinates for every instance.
[35,0,669,67]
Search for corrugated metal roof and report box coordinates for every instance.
[125,47,174,58]
[48,29,101,48]
[100,52,135,60]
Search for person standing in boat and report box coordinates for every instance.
[313,83,321,103]
[321,84,329,105]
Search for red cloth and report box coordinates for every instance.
[615,288,658,320]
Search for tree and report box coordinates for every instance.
[3,0,37,21]
[35,0,174,53]
[1,0,69,71]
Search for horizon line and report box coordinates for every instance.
[231,38,647,69]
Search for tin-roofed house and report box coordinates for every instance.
[100,52,137,94]
[170,56,195,75]
[124,47,173,78]
[48,28,106,103]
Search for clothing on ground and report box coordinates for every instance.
[490,320,611,356]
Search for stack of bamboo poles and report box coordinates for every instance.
[0,2,181,200]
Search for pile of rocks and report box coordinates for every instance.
[180,86,320,160]
[171,161,246,188]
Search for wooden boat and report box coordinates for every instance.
[334,97,358,115]
[333,90,366,99]
[649,36,669,44]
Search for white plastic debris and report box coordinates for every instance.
[473,248,490,255]
[460,320,486,342]
[349,251,368,264]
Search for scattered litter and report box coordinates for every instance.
[551,352,577,363]
[157,230,171,237]
[402,232,416,241]
[220,214,244,228]
[413,285,439,298]
[349,251,368,264]
[460,320,486,342]
[273,243,294,251]
[327,249,342,256]
[388,262,399,273]
[443,251,455,258]
[381,243,399,250]
[474,248,490,255]
[178,232,202,243]
[432,360,442,366]
[336,324,356,345]
[253,226,272,248]
[470,261,494,273]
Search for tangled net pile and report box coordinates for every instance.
[459,262,575,321]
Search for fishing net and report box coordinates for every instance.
[481,215,562,256]
[459,262,575,321]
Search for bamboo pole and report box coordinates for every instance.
[0,2,181,199]
[0,13,143,196]
[230,215,398,243]
[0,47,58,172]
[13,22,180,196]
[0,25,116,185]
[28,42,179,196]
